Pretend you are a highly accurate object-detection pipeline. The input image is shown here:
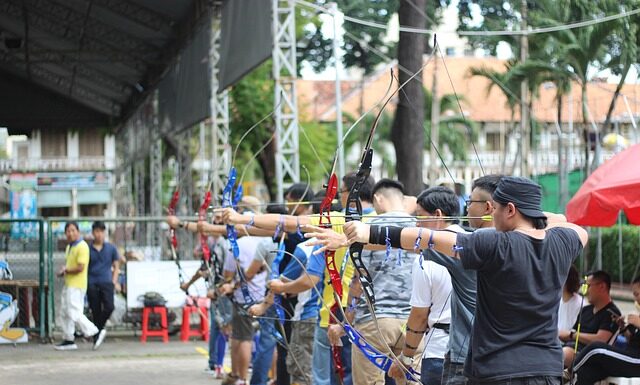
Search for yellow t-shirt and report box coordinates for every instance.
[64,240,90,290]
[310,209,375,327]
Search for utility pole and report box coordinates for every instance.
[519,0,529,177]
[430,55,440,185]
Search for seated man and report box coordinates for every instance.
[561,270,621,368]
[572,277,640,384]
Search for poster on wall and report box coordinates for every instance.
[36,171,111,190]
[9,174,38,239]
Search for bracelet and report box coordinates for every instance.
[178,221,185,228]
[413,228,423,251]
[246,213,255,228]
[405,325,427,334]
[398,352,415,366]
[403,342,418,350]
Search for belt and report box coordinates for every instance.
[432,323,450,334]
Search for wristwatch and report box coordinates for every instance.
[398,353,414,366]
[569,330,575,340]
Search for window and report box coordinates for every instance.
[79,130,104,156]
[485,132,502,151]
[16,143,29,159]
[40,131,67,157]
[445,47,455,56]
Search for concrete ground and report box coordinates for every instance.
[0,333,225,385]
[1,298,636,385]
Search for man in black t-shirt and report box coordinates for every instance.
[560,270,621,368]
[340,177,589,385]
[572,277,640,384]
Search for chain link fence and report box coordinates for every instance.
[1,217,202,342]
[0,218,46,341]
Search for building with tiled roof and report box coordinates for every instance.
[298,56,639,182]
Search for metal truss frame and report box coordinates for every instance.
[210,5,231,203]
[272,0,300,201]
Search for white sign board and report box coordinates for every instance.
[126,261,208,309]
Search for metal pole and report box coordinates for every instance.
[554,121,568,211]
[622,95,638,143]
[596,227,602,270]
[38,219,45,340]
[618,212,623,284]
[47,221,54,339]
[519,0,529,177]
[200,121,206,187]
[331,2,345,179]
[568,89,574,171]
[430,56,440,184]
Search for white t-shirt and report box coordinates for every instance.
[558,292,583,330]
[410,256,453,359]
[223,236,268,304]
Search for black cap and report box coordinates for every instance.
[492,176,546,219]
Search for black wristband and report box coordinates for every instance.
[387,226,403,248]
[369,225,382,244]
[369,225,403,248]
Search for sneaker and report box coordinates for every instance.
[93,329,107,350]
[54,340,78,351]
[221,374,239,385]
[203,366,216,375]
[214,366,224,379]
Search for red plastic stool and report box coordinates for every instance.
[141,306,169,343]
[180,305,209,342]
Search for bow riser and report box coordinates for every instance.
[199,190,212,263]
[346,148,376,304]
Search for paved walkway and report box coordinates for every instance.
[0,334,224,385]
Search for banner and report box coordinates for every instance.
[9,174,37,239]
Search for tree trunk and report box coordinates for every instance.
[391,0,426,195]
[602,62,631,133]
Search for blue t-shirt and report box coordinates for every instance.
[300,244,326,322]
[88,242,119,285]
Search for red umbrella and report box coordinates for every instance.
[566,143,640,226]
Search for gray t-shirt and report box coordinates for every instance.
[456,227,583,381]
[354,211,418,324]
[253,238,278,269]
[424,224,475,364]
[223,236,268,304]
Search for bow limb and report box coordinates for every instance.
[231,100,283,166]
[433,41,485,175]
[198,181,213,265]
[167,188,187,289]
[318,171,346,383]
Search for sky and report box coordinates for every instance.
[299,1,638,85]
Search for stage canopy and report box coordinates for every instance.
[0,0,213,134]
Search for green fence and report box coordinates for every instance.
[0,218,46,340]
[1,216,198,341]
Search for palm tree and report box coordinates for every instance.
[531,0,627,175]
[342,87,475,177]
[423,88,477,162]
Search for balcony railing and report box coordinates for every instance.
[0,157,117,172]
